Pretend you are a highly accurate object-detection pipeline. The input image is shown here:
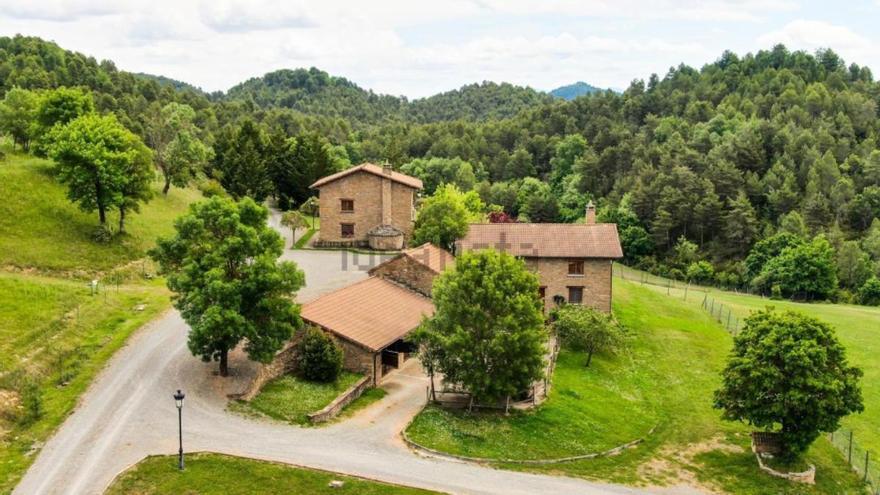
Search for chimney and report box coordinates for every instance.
[382,163,394,175]
[585,200,596,224]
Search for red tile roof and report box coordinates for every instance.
[301,277,434,352]
[310,163,423,190]
[456,223,623,259]
[402,243,455,273]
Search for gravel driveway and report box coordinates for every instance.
[14,220,648,495]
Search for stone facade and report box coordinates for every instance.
[314,169,417,247]
[334,335,384,385]
[368,255,438,297]
[524,257,614,313]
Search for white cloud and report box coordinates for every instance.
[757,19,871,52]
[0,0,121,21]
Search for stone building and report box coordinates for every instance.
[455,204,623,312]
[310,163,423,250]
[300,243,453,384]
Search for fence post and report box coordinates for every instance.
[726,310,731,330]
[849,430,854,464]
[701,293,707,309]
[667,279,671,295]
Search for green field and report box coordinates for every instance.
[622,266,880,458]
[106,453,441,495]
[0,272,170,492]
[0,150,202,274]
[406,281,864,494]
[231,372,374,425]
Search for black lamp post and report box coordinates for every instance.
[173,389,185,470]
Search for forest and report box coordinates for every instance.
[1,35,879,305]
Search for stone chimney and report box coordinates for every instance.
[585,200,596,224]
[382,163,394,175]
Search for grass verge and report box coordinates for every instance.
[106,452,442,494]
[230,372,365,425]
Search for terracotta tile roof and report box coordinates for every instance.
[310,163,423,190]
[301,277,434,352]
[402,243,455,273]
[456,223,623,259]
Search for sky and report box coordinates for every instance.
[1,0,879,98]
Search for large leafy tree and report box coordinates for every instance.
[400,156,479,195]
[0,87,37,150]
[714,308,863,459]
[150,197,304,376]
[412,184,484,251]
[419,250,546,405]
[753,236,838,299]
[47,113,153,230]
[145,102,209,195]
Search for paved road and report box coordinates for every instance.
[15,220,650,495]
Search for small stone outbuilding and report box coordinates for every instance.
[310,163,422,249]
[368,243,455,296]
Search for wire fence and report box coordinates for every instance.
[615,262,878,491]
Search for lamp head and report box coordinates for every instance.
[173,389,185,409]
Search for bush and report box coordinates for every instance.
[686,261,715,284]
[198,179,227,198]
[19,380,43,425]
[858,276,880,306]
[553,305,625,367]
[295,326,343,382]
[91,225,113,243]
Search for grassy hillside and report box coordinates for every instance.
[407,281,863,494]
[0,150,202,274]
[621,267,880,459]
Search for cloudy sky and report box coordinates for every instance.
[1,0,878,98]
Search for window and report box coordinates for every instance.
[538,286,546,300]
[568,286,583,305]
[341,223,355,238]
[340,199,354,212]
[567,260,584,276]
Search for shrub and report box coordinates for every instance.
[686,261,715,284]
[198,179,227,198]
[91,225,113,243]
[858,276,880,306]
[19,380,43,425]
[296,326,343,382]
[553,305,625,367]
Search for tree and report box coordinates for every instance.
[722,191,759,256]
[523,190,560,222]
[744,232,804,280]
[0,87,37,150]
[47,113,153,230]
[686,261,715,284]
[295,326,343,382]
[553,305,624,367]
[400,156,478,195]
[211,120,273,201]
[420,250,546,405]
[150,197,305,376]
[714,308,863,459]
[280,210,308,248]
[299,196,320,229]
[836,241,872,289]
[145,102,209,195]
[412,184,481,251]
[754,236,837,300]
[858,277,880,306]
[34,86,94,154]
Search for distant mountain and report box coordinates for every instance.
[549,81,606,100]
[224,68,553,125]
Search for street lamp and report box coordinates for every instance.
[173,389,185,470]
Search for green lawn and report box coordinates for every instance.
[0,150,202,273]
[106,453,442,495]
[405,281,865,494]
[625,267,880,458]
[0,272,170,493]
[231,372,368,425]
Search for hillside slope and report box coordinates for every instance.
[0,150,202,274]
[549,81,605,99]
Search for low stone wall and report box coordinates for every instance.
[313,239,370,249]
[307,375,372,424]
[752,445,816,484]
[239,335,302,401]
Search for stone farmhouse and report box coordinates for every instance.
[300,244,452,385]
[456,204,623,312]
[310,163,423,250]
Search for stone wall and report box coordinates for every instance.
[334,336,381,384]
[524,257,613,313]
[369,255,438,296]
[307,375,371,424]
[315,170,416,245]
[240,333,303,401]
